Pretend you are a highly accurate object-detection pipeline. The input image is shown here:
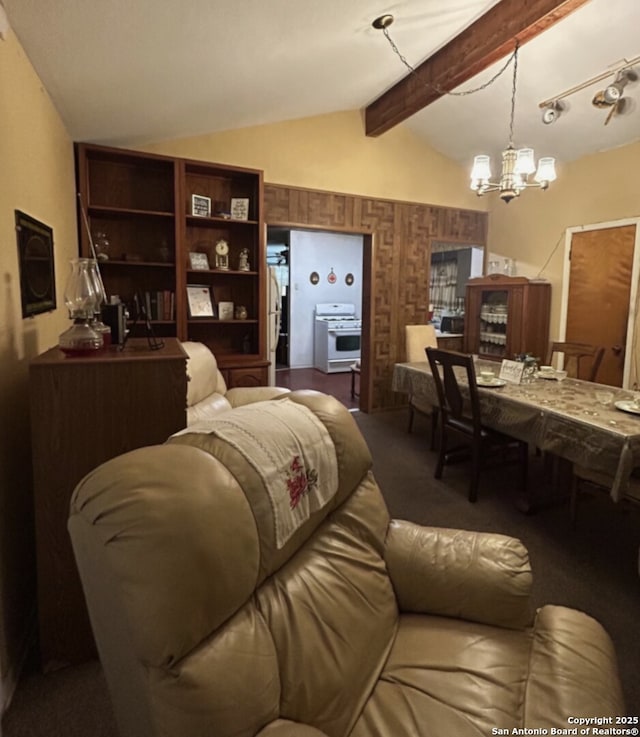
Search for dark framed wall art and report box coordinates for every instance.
[15,210,57,318]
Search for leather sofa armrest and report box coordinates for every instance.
[187,393,233,425]
[256,719,330,737]
[225,386,290,408]
[384,520,533,629]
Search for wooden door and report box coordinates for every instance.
[566,225,636,386]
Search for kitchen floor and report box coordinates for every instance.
[275,368,359,411]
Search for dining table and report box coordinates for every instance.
[392,359,640,505]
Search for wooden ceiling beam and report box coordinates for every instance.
[365,0,590,137]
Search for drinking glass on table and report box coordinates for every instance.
[522,356,538,384]
[594,390,614,407]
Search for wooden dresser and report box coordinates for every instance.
[29,338,187,668]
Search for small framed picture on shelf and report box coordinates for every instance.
[186,284,216,318]
[191,194,211,218]
[218,301,235,321]
[189,252,210,270]
[230,197,249,220]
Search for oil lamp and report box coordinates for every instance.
[58,258,103,355]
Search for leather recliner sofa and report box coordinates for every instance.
[68,391,624,737]
[182,340,289,424]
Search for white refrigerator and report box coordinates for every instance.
[267,266,282,386]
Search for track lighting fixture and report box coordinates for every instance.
[539,55,639,121]
[592,69,638,124]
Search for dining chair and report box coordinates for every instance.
[405,324,439,447]
[545,341,605,382]
[426,347,528,503]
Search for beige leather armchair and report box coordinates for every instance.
[69,392,624,737]
[183,340,289,424]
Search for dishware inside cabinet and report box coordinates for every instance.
[478,290,508,359]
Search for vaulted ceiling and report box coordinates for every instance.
[4,0,640,168]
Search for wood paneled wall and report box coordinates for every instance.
[264,183,487,411]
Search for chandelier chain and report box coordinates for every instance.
[381,26,518,98]
[508,42,520,146]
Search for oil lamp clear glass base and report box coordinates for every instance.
[59,319,103,356]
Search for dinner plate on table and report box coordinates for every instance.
[476,378,507,388]
[614,400,640,415]
[535,371,558,380]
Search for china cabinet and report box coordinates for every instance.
[75,143,268,381]
[463,275,551,361]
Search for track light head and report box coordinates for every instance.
[541,101,563,125]
[603,82,623,104]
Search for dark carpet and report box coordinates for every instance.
[3,409,639,735]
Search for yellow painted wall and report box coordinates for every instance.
[486,141,640,339]
[141,109,485,212]
[0,30,77,705]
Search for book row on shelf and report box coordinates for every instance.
[134,290,175,322]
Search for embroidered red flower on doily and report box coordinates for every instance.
[287,455,318,509]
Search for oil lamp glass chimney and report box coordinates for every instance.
[58,257,103,355]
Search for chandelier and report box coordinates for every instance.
[470,42,556,203]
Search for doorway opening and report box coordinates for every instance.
[266,225,368,410]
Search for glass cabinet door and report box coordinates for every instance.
[478,289,508,358]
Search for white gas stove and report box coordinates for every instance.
[314,303,362,373]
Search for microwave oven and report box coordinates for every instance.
[440,315,465,334]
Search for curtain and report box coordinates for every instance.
[430,259,458,313]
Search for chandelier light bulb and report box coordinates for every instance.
[534,157,557,185]
[515,148,536,175]
[470,155,492,183]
